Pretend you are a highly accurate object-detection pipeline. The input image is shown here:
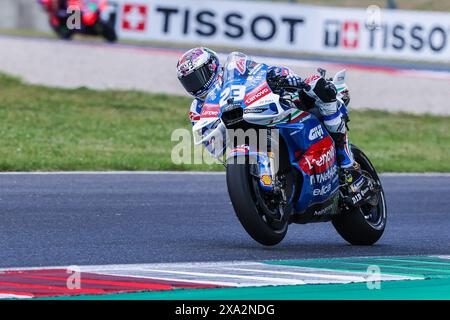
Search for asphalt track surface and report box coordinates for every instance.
[1,34,450,115]
[0,173,449,268]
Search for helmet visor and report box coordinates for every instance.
[178,63,214,96]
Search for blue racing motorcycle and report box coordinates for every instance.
[192,52,387,246]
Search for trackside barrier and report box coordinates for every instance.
[113,0,450,63]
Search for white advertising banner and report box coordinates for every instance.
[112,0,450,63]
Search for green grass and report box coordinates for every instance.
[0,73,448,172]
[350,111,450,172]
[0,73,213,171]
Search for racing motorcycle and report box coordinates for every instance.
[38,0,117,42]
[193,52,387,246]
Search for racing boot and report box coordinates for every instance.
[329,132,371,207]
[306,73,372,206]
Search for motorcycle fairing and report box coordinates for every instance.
[192,102,227,158]
[199,52,340,217]
[276,114,339,214]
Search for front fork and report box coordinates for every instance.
[227,129,287,199]
[256,152,275,191]
[253,151,291,207]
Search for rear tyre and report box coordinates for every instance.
[332,145,387,245]
[226,157,290,246]
[102,23,117,42]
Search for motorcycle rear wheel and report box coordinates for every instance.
[332,145,387,245]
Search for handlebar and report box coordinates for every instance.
[283,81,311,92]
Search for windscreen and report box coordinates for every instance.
[222,52,254,84]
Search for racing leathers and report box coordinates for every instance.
[188,65,357,170]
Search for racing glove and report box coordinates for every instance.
[305,76,338,104]
[284,74,303,88]
[267,67,308,91]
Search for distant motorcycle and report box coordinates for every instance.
[193,52,387,246]
[38,0,117,42]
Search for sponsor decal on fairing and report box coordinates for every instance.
[308,125,324,141]
[244,84,271,106]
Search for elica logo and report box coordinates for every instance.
[324,20,360,49]
[154,6,305,43]
[313,183,332,196]
[308,125,324,141]
[122,4,148,31]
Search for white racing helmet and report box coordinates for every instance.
[177,47,220,99]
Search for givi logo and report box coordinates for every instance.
[122,4,148,31]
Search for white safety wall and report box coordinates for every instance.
[113,0,450,63]
[0,0,51,31]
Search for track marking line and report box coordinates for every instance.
[79,261,422,287]
[0,293,33,299]
[373,257,450,266]
[106,268,308,286]
[323,261,450,274]
[218,267,366,282]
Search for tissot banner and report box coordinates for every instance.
[113,0,450,62]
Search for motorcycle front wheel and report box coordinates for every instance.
[52,24,73,40]
[226,156,295,246]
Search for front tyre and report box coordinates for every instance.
[332,145,387,245]
[226,157,289,246]
[52,24,73,40]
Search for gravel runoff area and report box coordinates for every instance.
[1,35,449,115]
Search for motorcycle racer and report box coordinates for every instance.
[38,0,116,42]
[38,0,81,32]
[176,47,369,199]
